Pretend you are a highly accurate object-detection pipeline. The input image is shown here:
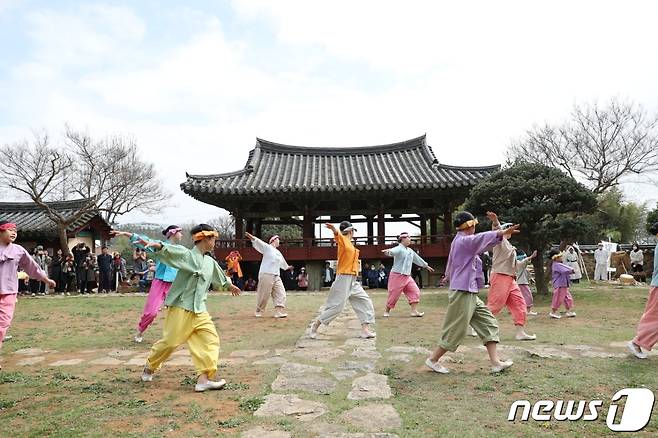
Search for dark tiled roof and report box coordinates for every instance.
[0,199,109,237]
[181,135,500,196]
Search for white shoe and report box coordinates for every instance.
[134,333,144,343]
[528,311,538,316]
[2,335,12,341]
[565,311,577,318]
[410,311,425,317]
[310,321,320,339]
[141,367,153,382]
[549,312,561,319]
[515,333,537,341]
[491,360,514,373]
[425,358,449,374]
[627,341,648,359]
[254,312,262,318]
[360,330,376,339]
[382,312,390,317]
[468,327,478,337]
[194,378,226,392]
[273,311,288,318]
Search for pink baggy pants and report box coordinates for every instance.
[0,293,17,349]
[137,279,171,333]
[633,287,658,351]
[386,272,420,309]
[552,287,574,311]
[487,273,527,326]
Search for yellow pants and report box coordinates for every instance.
[146,306,220,379]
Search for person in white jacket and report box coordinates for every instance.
[564,246,582,283]
[594,243,610,281]
[245,233,293,318]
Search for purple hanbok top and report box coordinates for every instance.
[551,261,573,288]
[446,230,502,293]
[0,243,49,295]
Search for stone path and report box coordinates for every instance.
[244,307,402,437]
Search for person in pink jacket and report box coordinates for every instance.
[0,220,56,369]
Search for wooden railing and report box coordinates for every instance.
[216,235,451,249]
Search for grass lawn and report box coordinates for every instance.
[0,283,656,437]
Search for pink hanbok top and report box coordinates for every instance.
[0,243,48,294]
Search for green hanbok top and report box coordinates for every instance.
[151,243,231,314]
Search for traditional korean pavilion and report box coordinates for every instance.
[181,135,499,289]
[0,199,111,254]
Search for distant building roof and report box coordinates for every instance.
[0,199,111,240]
[182,135,500,198]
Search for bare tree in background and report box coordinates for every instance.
[0,126,171,254]
[208,215,235,239]
[507,98,658,194]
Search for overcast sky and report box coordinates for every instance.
[1,0,657,230]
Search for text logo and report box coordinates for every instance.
[508,388,655,432]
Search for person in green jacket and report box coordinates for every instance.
[139,224,241,392]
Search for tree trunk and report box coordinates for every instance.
[58,224,71,257]
[532,254,549,295]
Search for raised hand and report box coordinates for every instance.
[501,224,521,237]
[485,211,498,222]
[325,223,336,232]
[110,230,131,238]
[530,250,538,259]
[245,232,255,241]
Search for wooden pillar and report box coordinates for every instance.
[303,207,314,249]
[366,215,374,245]
[246,219,254,234]
[234,213,243,247]
[443,204,452,235]
[429,214,438,243]
[419,215,427,244]
[377,212,385,245]
[254,218,262,237]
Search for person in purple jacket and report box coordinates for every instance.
[425,211,519,375]
[548,249,576,319]
[0,220,56,370]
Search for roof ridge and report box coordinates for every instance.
[435,163,501,171]
[254,134,427,156]
[0,198,96,211]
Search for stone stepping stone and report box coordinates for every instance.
[17,356,46,366]
[89,357,124,366]
[351,349,382,360]
[220,357,247,365]
[14,348,48,356]
[241,427,291,438]
[338,361,375,372]
[331,370,358,381]
[254,394,327,421]
[580,351,626,358]
[125,358,146,366]
[388,354,411,363]
[49,358,86,366]
[108,349,139,358]
[253,356,288,366]
[386,346,431,355]
[279,362,324,377]
[230,349,270,358]
[290,347,345,363]
[348,373,392,400]
[271,374,336,395]
[340,404,402,431]
[343,338,377,348]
